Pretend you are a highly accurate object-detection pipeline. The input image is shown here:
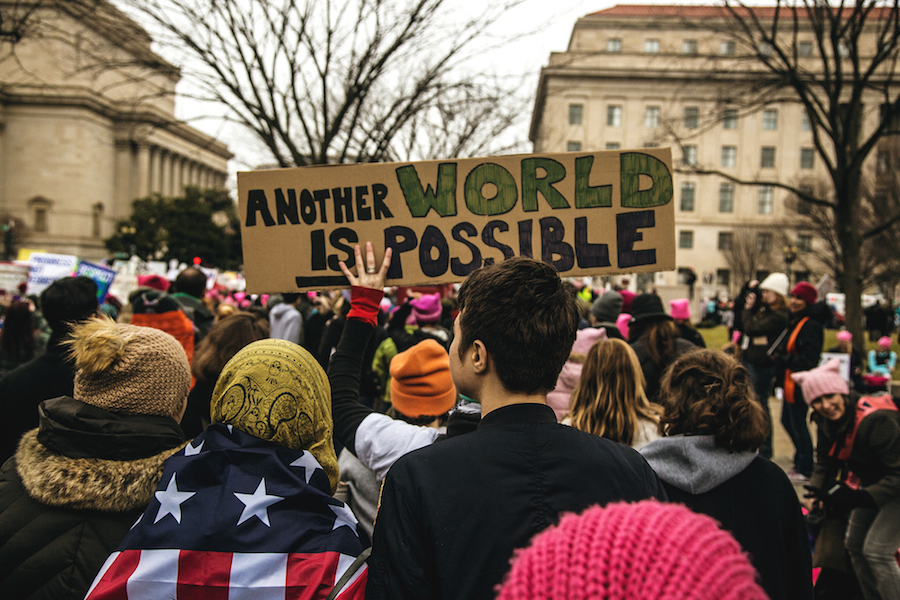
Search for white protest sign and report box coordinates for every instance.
[26,253,78,296]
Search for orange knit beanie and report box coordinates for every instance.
[390,339,456,418]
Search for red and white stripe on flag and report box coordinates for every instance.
[85,549,367,600]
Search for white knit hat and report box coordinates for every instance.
[759,273,789,297]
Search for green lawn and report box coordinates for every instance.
[698,325,900,354]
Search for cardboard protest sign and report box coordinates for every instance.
[238,149,675,293]
[26,252,78,296]
[76,261,117,301]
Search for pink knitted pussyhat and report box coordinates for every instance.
[791,358,848,405]
[496,500,767,600]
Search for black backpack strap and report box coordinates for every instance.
[326,547,372,600]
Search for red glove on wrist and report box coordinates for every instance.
[347,286,384,327]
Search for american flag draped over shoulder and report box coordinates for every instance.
[85,424,368,600]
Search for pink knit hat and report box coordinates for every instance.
[669,298,691,320]
[836,330,852,342]
[878,336,892,349]
[615,313,631,341]
[497,500,767,600]
[412,293,442,324]
[791,358,848,404]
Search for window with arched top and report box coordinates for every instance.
[28,197,52,233]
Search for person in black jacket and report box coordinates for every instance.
[0,276,98,464]
[341,245,666,600]
[0,318,191,600]
[775,281,824,481]
[641,349,813,600]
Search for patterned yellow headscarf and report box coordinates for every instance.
[211,339,338,492]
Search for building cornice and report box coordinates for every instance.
[0,88,232,160]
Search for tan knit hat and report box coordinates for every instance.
[67,317,191,419]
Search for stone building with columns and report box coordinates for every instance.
[0,0,231,260]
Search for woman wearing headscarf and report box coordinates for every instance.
[641,349,813,600]
[794,359,900,600]
[0,318,191,600]
[85,327,370,598]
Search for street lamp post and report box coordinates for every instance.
[783,244,798,287]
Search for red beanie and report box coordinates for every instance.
[790,282,817,306]
[497,500,767,600]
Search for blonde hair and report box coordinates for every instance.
[568,338,662,445]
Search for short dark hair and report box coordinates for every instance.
[39,276,98,333]
[192,312,270,383]
[174,267,208,298]
[658,349,769,452]
[456,257,579,394]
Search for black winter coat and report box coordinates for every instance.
[365,403,666,600]
[0,398,185,600]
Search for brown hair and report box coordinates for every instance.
[631,318,680,368]
[658,349,769,452]
[765,293,788,311]
[457,257,579,394]
[192,312,270,383]
[569,338,661,445]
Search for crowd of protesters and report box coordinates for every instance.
[0,254,896,600]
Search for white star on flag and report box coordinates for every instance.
[184,439,204,456]
[235,478,283,527]
[154,473,195,524]
[289,451,322,484]
[328,503,358,534]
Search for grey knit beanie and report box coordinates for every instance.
[67,317,191,419]
[591,290,623,323]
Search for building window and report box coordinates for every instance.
[721,145,737,167]
[607,38,622,53]
[801,112,811,131]
[718,232,734,251]
[757,232,773,252]
[762,108,778,130]
[877,150,890,174]
[683,39,698,54]
[799,41,814,57]
[682,145,698,167]
[92,203,104,238]
[34,208,47,233]
[679,230,694,249]
[759,41,774,56]
[605,142,621,150]
[607,105,622,126]
[800,148,815,169]
[680,182,696,211]
[717,269,731,287]
[645,39,660,54]
[567,141,582,152]
[645,106,660,128]
[797,234,813,252]
[721,40,736,55]
[760,146,776,168]
[758,185,774,214]
[838,40,849,57]
[723,109,738,129]
[684,107,699,129]
[568,103,583,125]
[719,183,734,212]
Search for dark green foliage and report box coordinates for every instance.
[105,186,242,270]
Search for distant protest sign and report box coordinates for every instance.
[26,252,78,296]
[76,261,117,301]
[238,149,675,293]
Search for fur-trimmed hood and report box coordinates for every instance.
[15,429,186,512]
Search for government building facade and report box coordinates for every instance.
[530,4,893,299]
[0,1,231,261]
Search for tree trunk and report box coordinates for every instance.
[835,172,866,351]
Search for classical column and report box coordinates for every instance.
[135,144,151,198]
[150,147,162,194]
[161,150,173,196]
[172,155,183,196]
[114,141,133,209]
